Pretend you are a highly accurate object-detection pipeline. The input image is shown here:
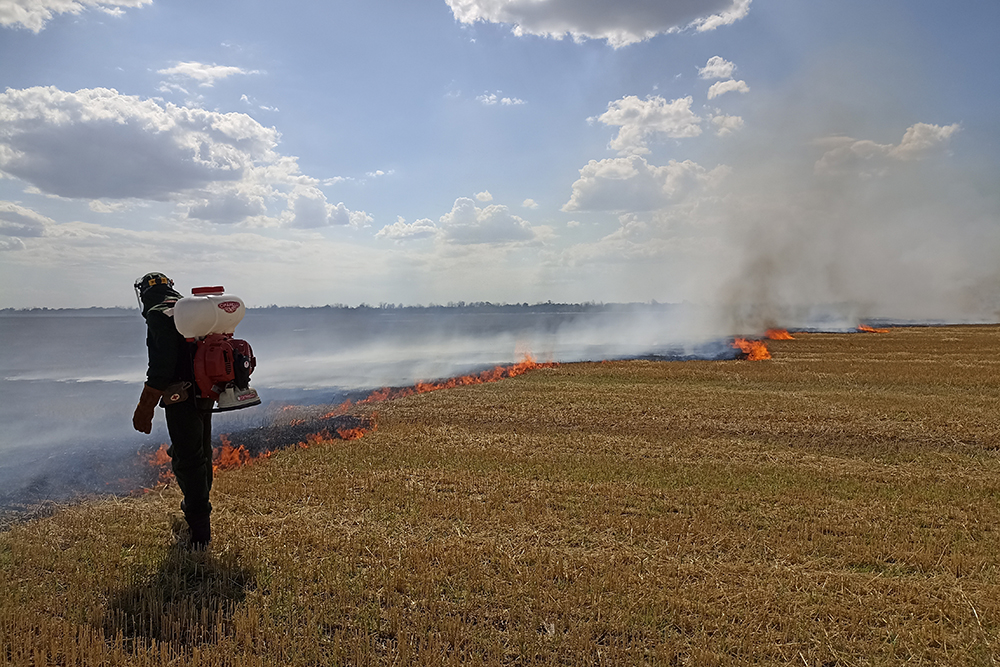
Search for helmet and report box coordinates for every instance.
[134,272,174,306]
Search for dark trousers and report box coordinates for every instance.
[165,397,214,518]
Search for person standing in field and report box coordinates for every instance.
[131,272,214,549]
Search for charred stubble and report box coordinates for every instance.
[2,326,1000,665]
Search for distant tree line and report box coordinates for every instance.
[2,301,681,315]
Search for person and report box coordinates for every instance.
[132,272,214,549]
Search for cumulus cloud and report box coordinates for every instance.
[446,0,751,47]
[596,95,702,156]
[0,0,151,32]
[707,79,749,99]
[692,0,751,32]
[375,216,438,242]
[711,113,744,136]
[698,56,735,80]
[0,86,369,227]
[477,92,526,106]
[439,197,537,244]
[0,201,52,237]
[891,122,962,160]
[522,198,539,209]
[562,155,728,212]
[186,189,266,223]
[377,197,540,245]
[814,122,961,176]
[475,190,493,202]
[286,187,372,229]
[0,237,26,251]
[0,86,275,200]
[158,62,258,88]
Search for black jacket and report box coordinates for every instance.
[141,285,195,391]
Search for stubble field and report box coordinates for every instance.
[2,326,1000,665]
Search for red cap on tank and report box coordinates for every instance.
[192,286,225,295]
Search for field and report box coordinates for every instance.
[3,326,1000,665]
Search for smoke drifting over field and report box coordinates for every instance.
[0,303,750,512]
[694,54,1000,331]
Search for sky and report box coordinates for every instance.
[1,0,998,323]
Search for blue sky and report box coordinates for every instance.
[1,0,998,323]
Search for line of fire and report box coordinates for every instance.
[141,324,889,489]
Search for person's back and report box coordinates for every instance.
[132,272,214,549]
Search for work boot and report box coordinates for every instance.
[186,513,211,550]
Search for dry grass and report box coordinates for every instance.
[3,326,1000,665]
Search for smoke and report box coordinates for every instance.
[0,303,744,512]
[681,48,1000,331]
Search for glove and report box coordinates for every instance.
[132,384,164,434]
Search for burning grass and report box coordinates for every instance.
[4,326,1000,665]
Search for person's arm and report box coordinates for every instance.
[133,308,177,433]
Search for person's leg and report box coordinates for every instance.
[165,398,213,546]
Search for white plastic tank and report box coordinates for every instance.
[173,286,246,339]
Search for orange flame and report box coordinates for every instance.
[147,443,173,485]
[145,354,553,485]
[213,434,269,472]
[857,324,889,333]
[320,354,556,419]
[765,329,794,340]
[732,338,772,361]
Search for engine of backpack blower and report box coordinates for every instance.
[173,286,262,412]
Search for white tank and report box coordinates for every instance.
[173,286,246,339]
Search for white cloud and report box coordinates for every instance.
[691,0,751,32]
[375,197,541,246]
[376,216,439,241]
[158,62,257,88]
[595,95,702,156]
[562,155,728,212]
[286,187,372,229]
[0,0,151,32]
[711,113,744,136]
[158,82,191,97]
[891,122,962,160]
[0,201,52,237]
[475,190,493,202]
[0,237,26,251]
[445,0,751,47]
[0,213,394,307]
[477,92,526,106]
[0,86,276,201]
[439,197,537,244]
[186,188,266,224]
[698,56,735,80]
[815,122,961,176]
[322,176,352,186]
[522,198,539,209]
[0,86,369,227]
[707,79,749,99]
[88,199,132,213]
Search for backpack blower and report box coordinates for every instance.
[173,286,262,412]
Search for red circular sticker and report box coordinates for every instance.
[218,300,241,313]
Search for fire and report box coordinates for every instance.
[857,324,889,333]
[320,354,556,420]
[732,338,772,361]
[145,354,553,486]
[765,329,794,340]
[335,425,372,441]
[213,434,268,472]
[147,443,173,485]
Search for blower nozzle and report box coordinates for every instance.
[214,384,262,412]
